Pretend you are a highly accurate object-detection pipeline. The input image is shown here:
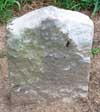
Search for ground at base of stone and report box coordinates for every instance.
[9,97,98,112]
[10,100,86,112]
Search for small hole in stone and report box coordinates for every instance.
[65,41,70,47]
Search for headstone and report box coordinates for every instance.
[6,6,94,105]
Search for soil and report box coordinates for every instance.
[0,1,100,112]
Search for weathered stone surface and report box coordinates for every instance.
[6,6,94,105]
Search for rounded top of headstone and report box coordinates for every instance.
[7,6,93,35]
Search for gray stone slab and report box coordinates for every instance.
[6,6,94,105]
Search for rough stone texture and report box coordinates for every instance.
[6,6,94,105]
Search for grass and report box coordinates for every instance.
[0,0,33,24]
[92,47,100,57]
[54,0,100,16]
[17,0,33,4]
[0,0,21,24]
